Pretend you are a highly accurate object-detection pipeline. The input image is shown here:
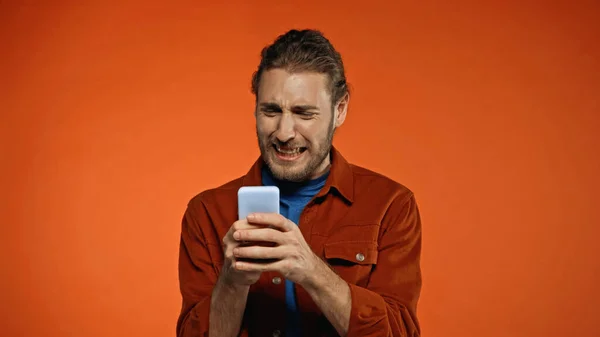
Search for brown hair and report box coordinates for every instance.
[251,29,349,105]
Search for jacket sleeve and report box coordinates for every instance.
[346,192,423,337]
[176,198,250,337]
[176,199,217,337]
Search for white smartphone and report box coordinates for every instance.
[237,186,280,220]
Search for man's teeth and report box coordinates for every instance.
[275,146,302,154]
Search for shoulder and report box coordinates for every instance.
[347,164,421,239]
[349,163,414,202]
[187,175,245,210]
[182,176,244,239]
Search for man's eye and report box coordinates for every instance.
[262,109,279,116]
[297,112,316,119]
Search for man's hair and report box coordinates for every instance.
[251,29,349,105]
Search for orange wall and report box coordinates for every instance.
[1,1,599,336]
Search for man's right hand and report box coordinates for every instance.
[219,219,264,286]
[209,219,264,337]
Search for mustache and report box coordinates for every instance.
[268,138,307,149]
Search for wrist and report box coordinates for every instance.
[301,254,336,293]
[217,273,251,294]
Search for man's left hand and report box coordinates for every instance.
[231,212,326,286]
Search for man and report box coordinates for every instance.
[176,29,422,337]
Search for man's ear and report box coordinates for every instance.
[334,92,349,127]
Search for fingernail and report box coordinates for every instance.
[233,231,240,240]
[247,213,256,220]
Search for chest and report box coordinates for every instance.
[205,192,385,336]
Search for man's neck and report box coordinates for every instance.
[308,153,332,181]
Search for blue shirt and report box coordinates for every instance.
[261,166,329,337]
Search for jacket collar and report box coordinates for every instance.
[241,146,354,203]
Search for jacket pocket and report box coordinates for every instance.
[323,241,378,287]
[324,241,378,264]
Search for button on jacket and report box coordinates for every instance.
[176,147,422,337]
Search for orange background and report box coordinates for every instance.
[1,1,599,336]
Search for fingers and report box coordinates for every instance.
[233,227,286,244]
[223,216,294,260]
[233,245,288,260]
[231,219,263,233]
[234,258,289,273]
[246,213,292,232]
[223,220,262,246]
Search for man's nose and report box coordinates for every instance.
[275,113,295,143]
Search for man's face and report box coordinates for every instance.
[255,69,347,182]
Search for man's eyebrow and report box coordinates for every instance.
[258,102,320,112]
[259,102,281,110]
[291,105,319,112]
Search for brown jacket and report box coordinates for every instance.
[176,147,422,337]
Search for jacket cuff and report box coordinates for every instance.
[186,296,250,337]
[347,283,389,337]
[188,296,211,337]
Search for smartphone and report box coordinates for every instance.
[237,186,280,220]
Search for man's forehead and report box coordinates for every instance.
[258,69,331,104]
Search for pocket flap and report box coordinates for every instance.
[323,241,378,265]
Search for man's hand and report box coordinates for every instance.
[231,212,326,286]
[231,212,352,336]
[220,219,265,286]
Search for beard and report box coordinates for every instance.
[256,118,335,183]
